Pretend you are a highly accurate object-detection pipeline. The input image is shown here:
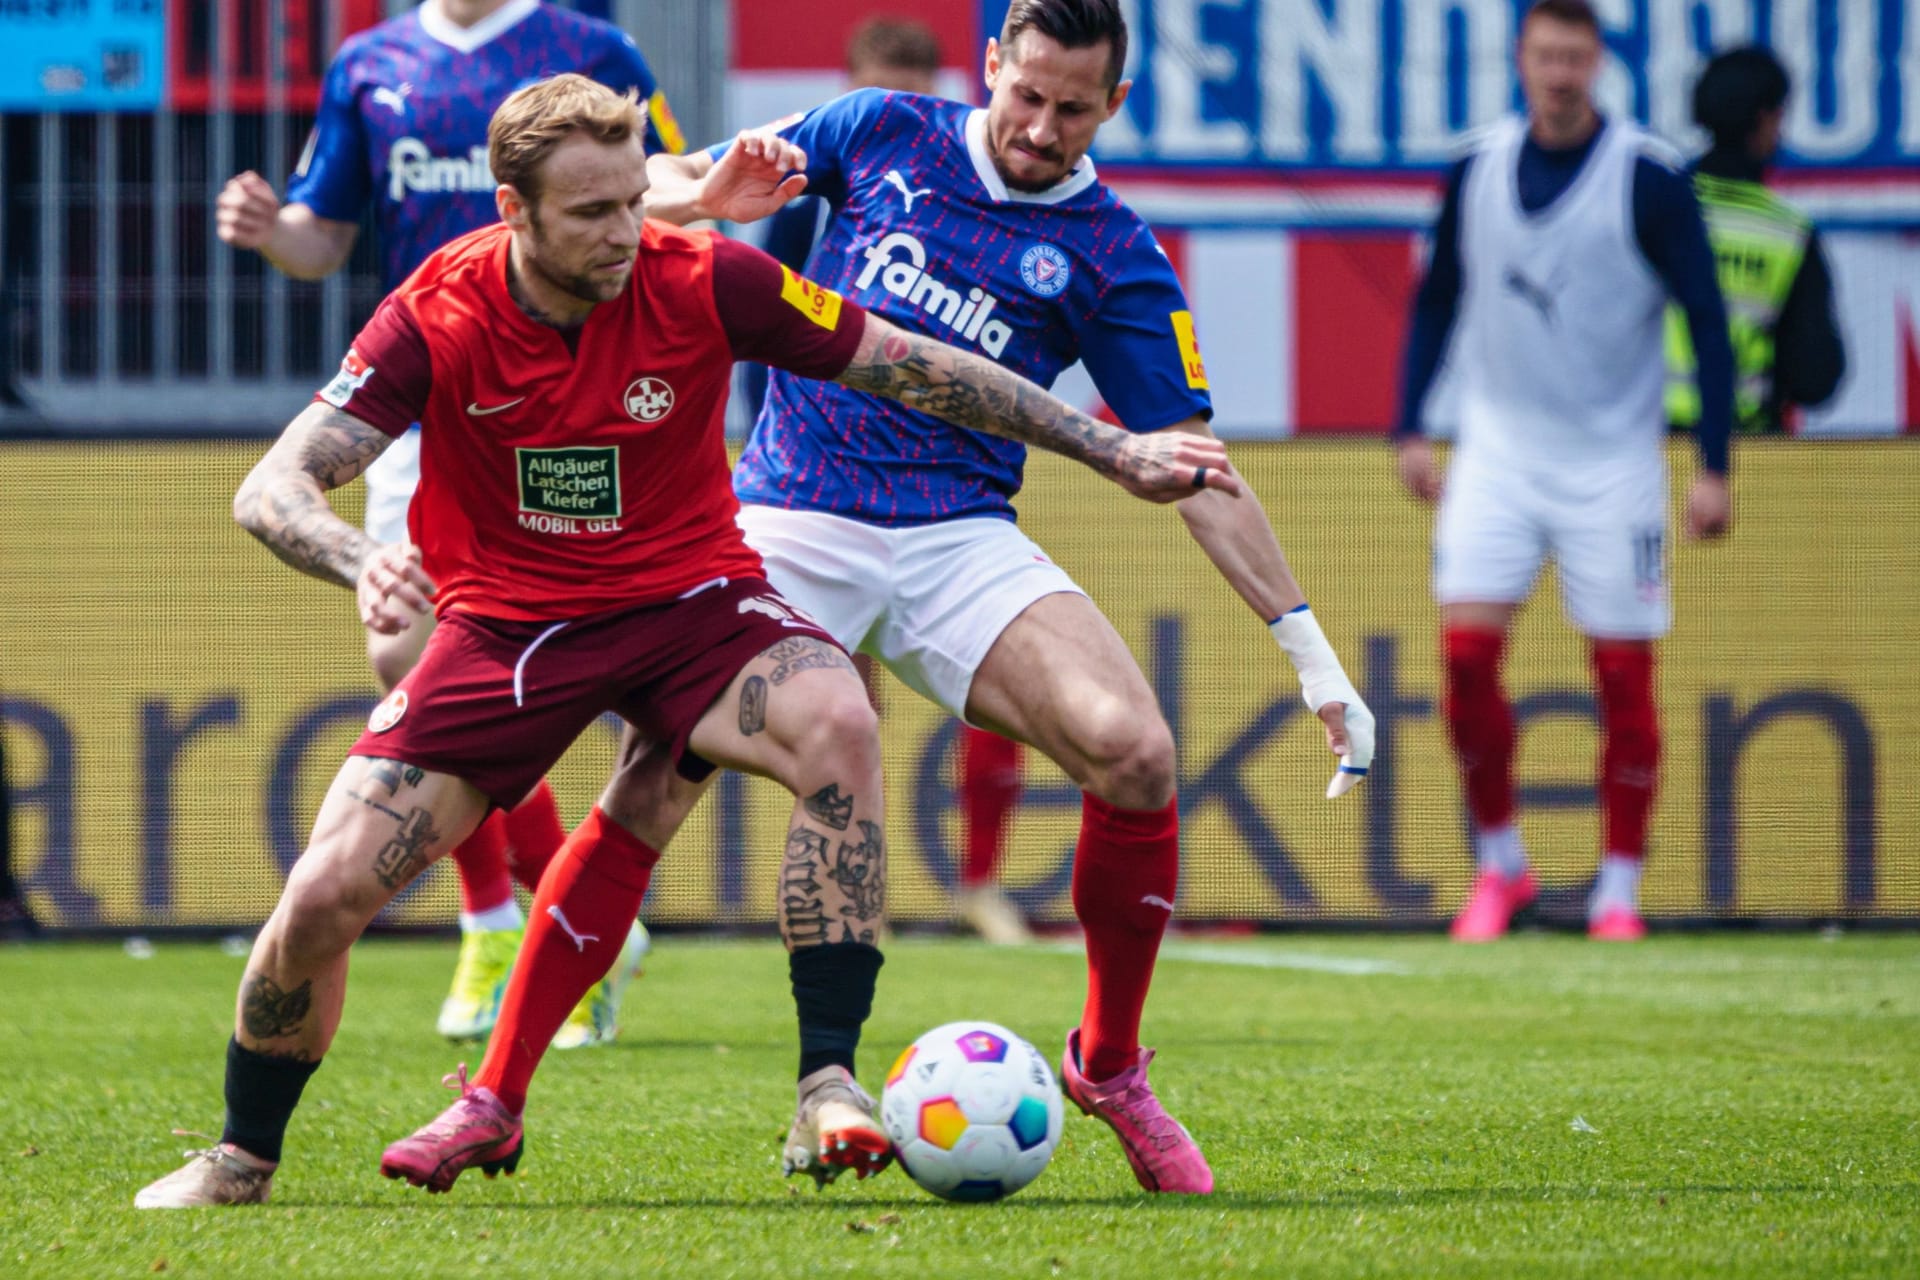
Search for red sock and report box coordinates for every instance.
[1592,640,1659,859]
[503,779,567,894]
[961,728,1023,887]
[1443,625,1515,830]
[474,808,659,1114]
[1071,793,1179,1082]
[452,813,514,917]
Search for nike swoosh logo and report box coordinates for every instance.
[466,397,525,416]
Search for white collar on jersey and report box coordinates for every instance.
[418,0,539,55]
[963,109,1099,206]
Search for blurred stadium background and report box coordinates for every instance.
[2,0,1915,933]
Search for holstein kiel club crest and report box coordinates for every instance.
[1019,243,1070,297]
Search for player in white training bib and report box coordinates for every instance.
[1395,0,1736,943]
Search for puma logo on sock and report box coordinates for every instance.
[546,905,600,952]
[1140,895,1175,912]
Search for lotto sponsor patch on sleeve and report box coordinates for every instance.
[1170,311,1209,391]
[779,264,845,332]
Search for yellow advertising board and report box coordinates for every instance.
[3,440,1914,927]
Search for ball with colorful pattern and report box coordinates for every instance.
[880,1021,1064,1202]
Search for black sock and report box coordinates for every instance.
[790,941,884,1080]
[220,1037,321,1164]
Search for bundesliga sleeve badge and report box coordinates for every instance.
[368,688,409,733]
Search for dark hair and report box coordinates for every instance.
[846,17,942,75]
[1522,0,1601,38]
[1000,0,1128,89]
[1693,45,1791,145]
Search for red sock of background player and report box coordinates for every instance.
[961,728,1024,888]
[475,808,659,1114]
[452,813,518,929]
[1071,793,1179,1082]
[1443,625,1523,877]
[1591,640,1659,915]
[502,779,567,894]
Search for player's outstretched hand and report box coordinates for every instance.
[1316,697,1376,799]
[357,544,437,635]
[1685,470,1730,540]
[216,171,282,250]
[699,131,810,223]
[1395,437,1442,502]
[1114,432,1242,503]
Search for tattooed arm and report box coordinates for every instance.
[837,314,1241,504]
[233,401,435,631]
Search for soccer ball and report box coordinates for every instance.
[881,1021,1064,1202]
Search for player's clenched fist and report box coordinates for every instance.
[1114,432,1242,503]
[1395,437,1443,502]
[356,543,437,635]
[216,171,282,250]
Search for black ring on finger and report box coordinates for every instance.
[1192,466,1209,490]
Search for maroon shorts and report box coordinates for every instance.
[348,577,840,809]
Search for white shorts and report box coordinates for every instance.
[736,504,1087,720]
[1433,455,1670,639]
[362,425,421,545]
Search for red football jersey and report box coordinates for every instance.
[317,221,865,620]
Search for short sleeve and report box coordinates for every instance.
[314,294,432,436]
[1077,239,1214,432]
[599,34,684,156]
[707,89,890,209]
[710,236,865,379]
[285,51,371,221]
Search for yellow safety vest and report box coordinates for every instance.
[1666,172,1812,435]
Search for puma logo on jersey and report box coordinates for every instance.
[883,169,933,212]
[546,905,600,953]
[372,83,412,116]
[1503,267,1560,327]
[854,232,1013,358]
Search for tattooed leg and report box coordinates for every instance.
[234,755,486,1059]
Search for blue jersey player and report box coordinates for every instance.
[213,0,678,1050]
[627,0,1372,1194]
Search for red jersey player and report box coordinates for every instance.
[136,74,1236,1208]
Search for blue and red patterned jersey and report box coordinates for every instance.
[727,90,1213,526]
[288,0,682,291]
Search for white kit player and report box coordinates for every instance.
[1394,0,1735,942]
[385,0,1377,1198]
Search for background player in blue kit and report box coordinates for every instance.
[414,0,1378,1196]
[214,0,681,1048]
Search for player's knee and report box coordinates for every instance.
[790,686,881,780]
[274,865,376,963]
[1083,711,1176,811]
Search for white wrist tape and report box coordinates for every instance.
[1270,604,1376,797]
[1269,606,1359,713]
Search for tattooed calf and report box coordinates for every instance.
[240,971,314,1041]
[826,819,886,922]
[803,783,854,831]
[782,828,831,946]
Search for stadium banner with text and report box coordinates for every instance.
[0,0,165,111]
[5,440,1915,931]
[729,0,1919,440]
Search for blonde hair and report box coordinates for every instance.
[488,73,644,203]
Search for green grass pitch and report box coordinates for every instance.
[2,934,1916,1278]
